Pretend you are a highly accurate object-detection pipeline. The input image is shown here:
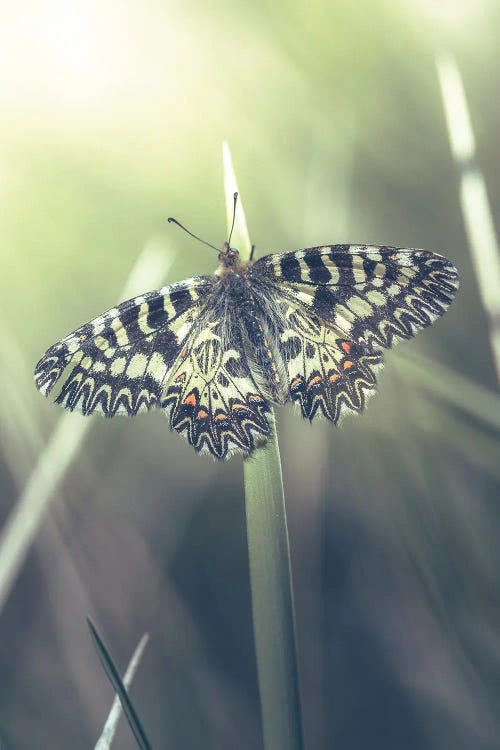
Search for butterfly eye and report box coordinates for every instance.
[220,247,240,267]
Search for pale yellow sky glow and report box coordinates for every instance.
[407,0,489,27]
[0,1,200,124]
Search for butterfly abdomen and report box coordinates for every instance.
[222,272,288,404]
[240,312,287,404]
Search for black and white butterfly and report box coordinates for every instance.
[34,208,459,459]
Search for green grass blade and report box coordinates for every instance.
[222,141,252,258]
[394,351,500,433]
[436,53,500,384]
[94,633,150,750]
[0,241,175,614]
[223,143,304,750]
[244,414,304,750]
[87,618,152,750]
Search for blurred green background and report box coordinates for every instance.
[1,1,499,748]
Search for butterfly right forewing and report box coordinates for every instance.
[252,244,458,350]
[250,244,458,422]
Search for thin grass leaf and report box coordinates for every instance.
[436,53,500,385]
[223,142,304,750]
[94,633,150,750]
[0,240,176,613]
[0,324,45,483]
[418,407,500,480]
[244,419,304,750]
[222,141,252,259]
[394,351,500,433]
[87,618,152,750]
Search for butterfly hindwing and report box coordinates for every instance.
[278,300,383,421]
[161,308,272,459]
[34,277,215,416]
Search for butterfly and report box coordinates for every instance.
[34,212,459,460]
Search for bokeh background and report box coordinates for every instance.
[1,1,499,748]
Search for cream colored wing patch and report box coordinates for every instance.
[34,277,214,416]
[279,301,383,422]
[162,321,271,459]
[251,244,459,352]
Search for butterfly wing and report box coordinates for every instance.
[34,277,216,416]
[277,298,384,422]
[35,274,272,459]
[35,243,458,453]
[250,244,458,421]
[161,304,271,459]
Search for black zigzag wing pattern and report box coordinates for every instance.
[34,241,458,458]
[34,277,215,416]
[250,245,458,422]
[276,299,384,422]
[161,294,272,459]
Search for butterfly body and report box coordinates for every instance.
[35,242,459,460]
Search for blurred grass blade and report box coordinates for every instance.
[436,53,500,384]
[223,143,304,750]
[244,416,304,750]
[395,351,500,433]
[94,633,150,750]
[0,241,176,613]
[222,141,252,259]
[87,619,152,750]
[0,324,45,483]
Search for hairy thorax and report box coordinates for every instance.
[212,265,289,404]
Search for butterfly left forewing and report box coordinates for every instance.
[34,277,214,416]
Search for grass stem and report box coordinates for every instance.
[223,142,304,750]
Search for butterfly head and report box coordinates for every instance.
[219,241,240,266]
[215,242,246,276]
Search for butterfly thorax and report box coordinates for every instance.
[212,271,289,405]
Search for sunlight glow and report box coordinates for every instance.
[410,0,485,27]
[0,1,193,121]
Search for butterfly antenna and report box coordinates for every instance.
[228,192,238,246]
[167,217,220,253]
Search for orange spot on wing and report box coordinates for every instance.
[308,375,323,388]
[343,360,354,370]
[183,392,197,406]
[232,402,251,412]
[215,412,229,421]
[290,377,303,390]
[248,394,265,403]
[196,409,209,419]
[329,373,340,383]
[342,341,353,354]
